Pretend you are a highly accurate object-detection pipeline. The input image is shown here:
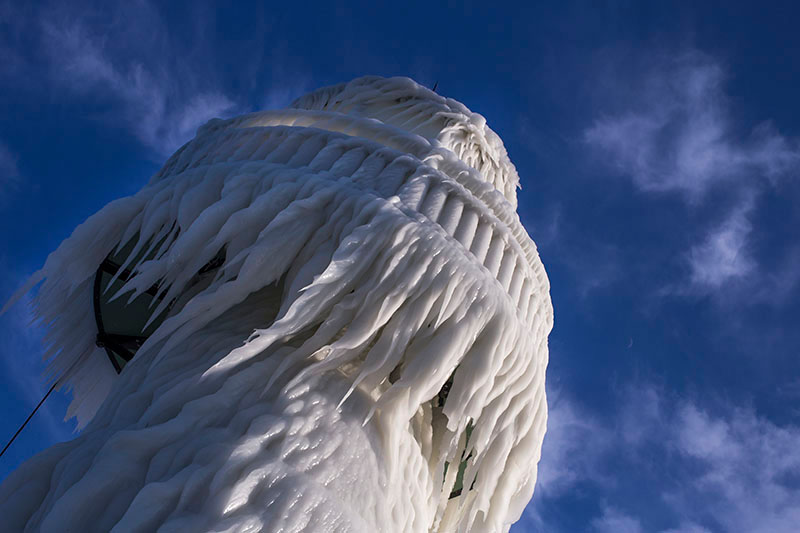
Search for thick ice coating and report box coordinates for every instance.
[0,76,552,532]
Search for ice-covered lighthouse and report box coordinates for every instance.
[0,77,552,532]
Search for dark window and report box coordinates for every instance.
[436,374,475,499]
[93,236,224,374]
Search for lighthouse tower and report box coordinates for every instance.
[0,77,552,533]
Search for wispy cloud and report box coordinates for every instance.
[584,52,800,200]
[534,393,613,497]
[591,507,644,533]
[686,196,755,290]
[524,384,800,532]
[661,524,713,533]
[584,51,800,297]
[669,402,800,532]
[39,2,240,156]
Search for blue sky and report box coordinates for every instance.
[2,1,800,531]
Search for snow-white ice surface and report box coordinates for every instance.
[0,76,553,532]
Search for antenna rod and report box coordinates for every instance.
[0,380,58,459]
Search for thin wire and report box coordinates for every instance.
[0,380,59,459]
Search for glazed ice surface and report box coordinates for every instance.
[1,77,552,532]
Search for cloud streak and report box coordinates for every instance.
[39,2,240,157]
[671,402,800,533]
[524,384,800,532]
[534,392,614,498]
[584,53,800,200]
[591,507,644,533]
[686,195,755,290]
[583,51,800,297]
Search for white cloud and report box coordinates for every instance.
[39,2,240,156]
[584,51,800,296]
[529,384,800,532]
[661,524,713,533]
[518,393,611,532]
[584,53,800,200]
[676,404,734,458]
[534,394,613,497]
[669,403,800,533]
[592,507,644,533]
[686,197,755,290]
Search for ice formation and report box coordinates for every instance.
[0,76,552,532]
